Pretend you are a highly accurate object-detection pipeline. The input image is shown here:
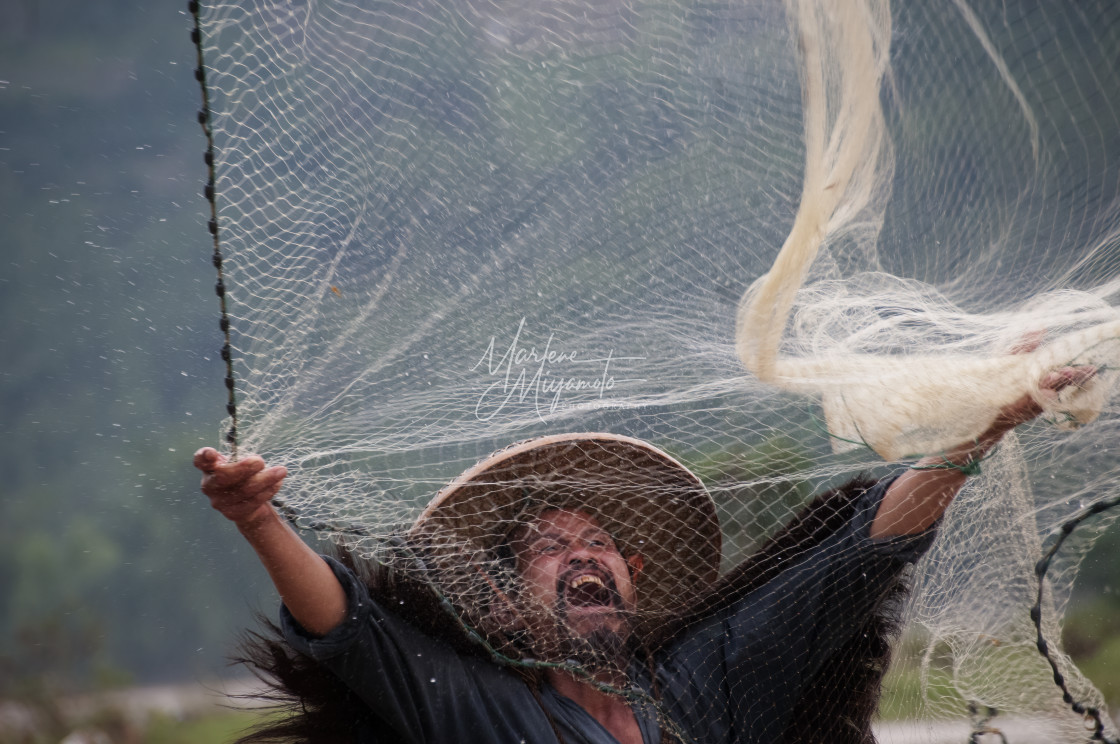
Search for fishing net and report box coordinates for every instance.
[192,0,1120,740]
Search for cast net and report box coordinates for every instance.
[194,0,1120,740]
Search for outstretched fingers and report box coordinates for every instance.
[193,446,224,474]
[194,447,288,526]
[1041,365,1098,393]
[993,364,1100,433]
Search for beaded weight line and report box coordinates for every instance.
[185,23,664,723]
[190,1,377,539]
[1030,494,1120,743]
[968,703,1009,744]
[189,0,238,458]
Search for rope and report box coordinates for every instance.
[967,702,1010,743]
[192,0,326,536]
[1030,495,1120,743]
[909,442,995,477]
[189,0,238,458]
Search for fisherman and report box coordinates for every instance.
[196,367,1089,744]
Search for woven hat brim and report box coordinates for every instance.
[411,433,721,623]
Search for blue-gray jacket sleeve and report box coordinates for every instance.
[280,556,555,744]
[657,475,936,743]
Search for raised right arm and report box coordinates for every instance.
[194,447,346,636]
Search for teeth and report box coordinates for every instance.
[569,575,605,591]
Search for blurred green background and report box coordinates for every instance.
[2,0,1118,740]
[1,0,272,697]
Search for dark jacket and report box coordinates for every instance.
[232,475,931,744]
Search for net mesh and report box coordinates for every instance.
[197,0,1120,739]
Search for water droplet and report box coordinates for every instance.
[429,677,436,683]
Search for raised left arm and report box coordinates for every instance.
[870,366,1096,538]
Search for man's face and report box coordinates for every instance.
[509,509,642,652]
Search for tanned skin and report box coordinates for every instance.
[870,364,1096,539]
[509,508,646,744]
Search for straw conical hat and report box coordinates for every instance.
[412,433,721,622]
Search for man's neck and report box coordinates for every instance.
[545,668,644,744]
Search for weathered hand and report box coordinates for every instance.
[986,331,1098,437]
[876,343,1100,538]
[193,447,346,635]
[194,447,287,529]
[989,365,1099,438]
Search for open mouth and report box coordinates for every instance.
[560,571,619,609]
